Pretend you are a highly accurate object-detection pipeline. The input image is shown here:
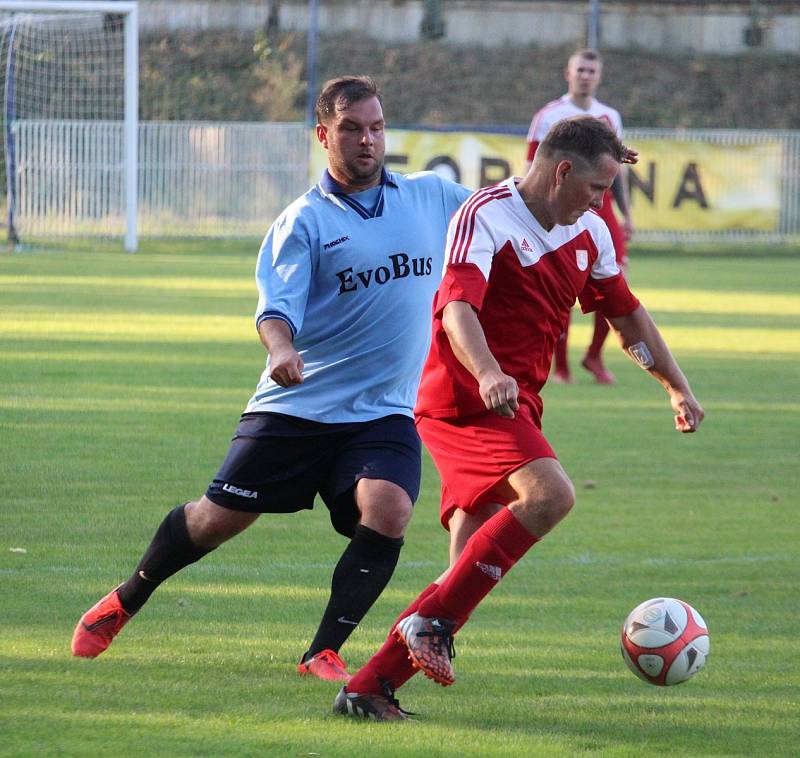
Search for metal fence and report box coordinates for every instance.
[9,120,310,240]
[138,122,309,237]
[7,120,800,244]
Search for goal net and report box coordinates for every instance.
[0,1,137,249]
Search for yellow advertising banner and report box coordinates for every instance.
[627,139,782,231]
[310,130,782,232]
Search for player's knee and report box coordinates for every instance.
[359,495,412,538]
[355,479,413,538]
[387,499,413,531]
[516,476,575,533]
[186,497,256,548]
[552,478,576,522]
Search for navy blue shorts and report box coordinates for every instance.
[206,412,421,537]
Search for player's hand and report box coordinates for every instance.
[269,346,304,387]
[670,391,704,433]
[621,145,639,165]
[478,369,520,418]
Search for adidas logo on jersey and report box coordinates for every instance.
[520,238,533,253]
[475,561,502,581]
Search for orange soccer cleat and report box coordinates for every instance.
[297,648,351,682]
[71,588,132,658]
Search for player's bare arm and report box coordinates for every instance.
[615,145,637,237]
[258,318,304,387]
[441,300,520,418]
[608,305,704,433]
[611,171,635,240]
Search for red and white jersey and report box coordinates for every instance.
[526,94,623,158]
[415,177,639,420]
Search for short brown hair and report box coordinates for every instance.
[538,115,624,167]
[569,48,602,64]
[315,75,381,125]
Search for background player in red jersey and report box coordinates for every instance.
[333,116,703,721]
[526,48,634,384]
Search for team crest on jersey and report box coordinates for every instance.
[575,249,589,271]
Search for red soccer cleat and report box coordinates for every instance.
[581,355,616,385]
[71,588,132,658]
[550,370,573,385]
[297,649,351,682]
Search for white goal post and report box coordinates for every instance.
[0,0,138,250]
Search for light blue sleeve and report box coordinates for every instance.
[442,178,473,216]
[254,209,314,337]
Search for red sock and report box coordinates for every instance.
[418,508,538,626]
[586,312,610,359]
[346,582,439,694]
[554,314,571,374]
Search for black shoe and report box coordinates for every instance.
[332,682,414,721]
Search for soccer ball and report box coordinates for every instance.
[620,597,710,686]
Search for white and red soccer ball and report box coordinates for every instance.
[620,597,710,686]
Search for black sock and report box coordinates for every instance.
[304,524,404,660]
[116,504,213,614]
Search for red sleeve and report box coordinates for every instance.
[578,272,640,318]
[433,263,488,319]
[526,140,540,162]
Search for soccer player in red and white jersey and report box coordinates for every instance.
[526,48,634,385]
[333,116,703,721]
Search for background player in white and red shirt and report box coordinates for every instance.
[526,48,634,385]
[334,116,703,720]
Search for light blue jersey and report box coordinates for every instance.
[245,169,471,423]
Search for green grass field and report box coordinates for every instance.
[1,241,798,757]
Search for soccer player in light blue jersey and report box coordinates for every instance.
[71,76,471,681]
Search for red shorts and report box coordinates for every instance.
[416,402,557,530]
